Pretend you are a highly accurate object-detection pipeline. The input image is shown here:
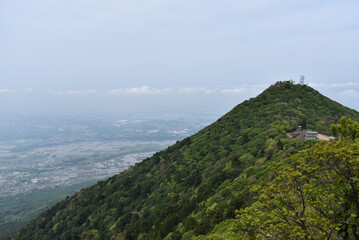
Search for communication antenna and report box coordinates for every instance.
[300,75,305,85]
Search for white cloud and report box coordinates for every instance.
[107,89,122,94]
[178,87,215,94]
[86,89,97,94]
[163,88,175,93]
[66,89,97,95]
[309,82,359,88]
[220,84,267,95]
[126,86,162,94]
[221,88,246,94]
[0,89,13,93]
[0,86,269,96]
[0,84,270,97]
[108,86,162,95]
[339,89,359,98]
[67,90,82,95]
[107,86,263,95]
[108,86,216,95]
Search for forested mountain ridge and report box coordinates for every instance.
[16,81,359,240]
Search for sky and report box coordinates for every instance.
[1,0,359,117]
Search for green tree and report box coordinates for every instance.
[80,229,100,240]
[330,116,359,140]
[237,121,359,239]
[110,232,126,240]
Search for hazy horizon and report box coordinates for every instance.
[1,1,359,116]
[1,83,359,119]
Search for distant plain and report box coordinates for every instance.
[0,113,214,236]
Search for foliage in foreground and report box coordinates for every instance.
[237,117,359,239]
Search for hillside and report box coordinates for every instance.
[16,81,359,240]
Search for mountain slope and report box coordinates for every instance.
[17,82,359,240]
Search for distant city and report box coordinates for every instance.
[0,113,215,197]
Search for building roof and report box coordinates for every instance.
[296,133,305,139]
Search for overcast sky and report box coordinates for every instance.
[1,0,359,117]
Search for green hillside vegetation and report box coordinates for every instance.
[0,181,97,239]
[15,82,359,240]
[195,118,359,239]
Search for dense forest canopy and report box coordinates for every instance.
[236,117,359,239]
[13,82,359,240]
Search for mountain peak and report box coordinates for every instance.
[17,82,359,240]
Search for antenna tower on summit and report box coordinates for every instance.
[300,75,305,85]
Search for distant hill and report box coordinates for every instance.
[16,81,359,240]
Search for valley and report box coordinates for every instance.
[0,113,214,237]
[0,140,166,196]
